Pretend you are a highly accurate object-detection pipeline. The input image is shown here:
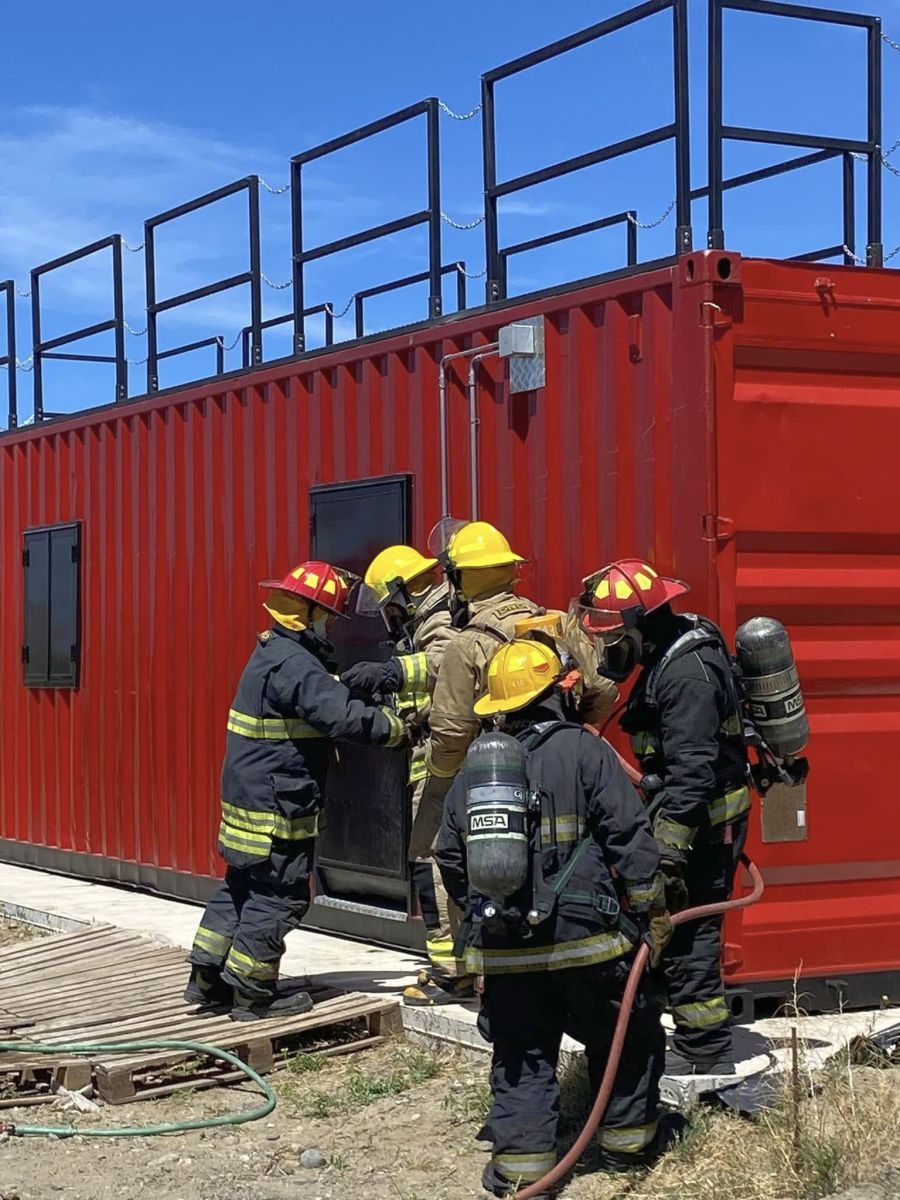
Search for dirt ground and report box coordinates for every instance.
[1,922,899,1200]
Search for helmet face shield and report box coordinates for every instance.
[427,517,469,561]
[355,580,388,617]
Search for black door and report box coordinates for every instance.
[308,475,422,947]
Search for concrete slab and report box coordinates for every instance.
[1,862,898,1082]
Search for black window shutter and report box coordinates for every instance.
[23,523,81,688]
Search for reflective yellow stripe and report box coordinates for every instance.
[226,708,325,740]
[654,815,694,853]
[382,707,406,748]
[599,1121,659,1154]
[426,937,458,966]
[408,757,428,784]
[709,785,751,827]
[218,822,272,857]
[220,802,318,842]
[673,996,730,1029]
[631,732,659,756]
[493,1150,557,1184]
[424,753,457,780]
[399,652,428,692]
[465,931,632,975]
[626,878,664,907]
[540,815,583,845]
[225,947,279,982]
[192,926,231,955]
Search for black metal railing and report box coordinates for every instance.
[353,262,466,339]
[708,0,883,265]
[693,150,859,264]
[0,281,16,429]
[30,236,127,424]
[6,0,900,430]
[499,213,639,298]
[241,306,336,370]
[481,0,692,302]
[157,336,225,380]
[145,176,262,392]
[291,99,442,353]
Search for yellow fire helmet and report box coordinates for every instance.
[356,545,439,615]
[474,639,564,717]
[445,520,526,571]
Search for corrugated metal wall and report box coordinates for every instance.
[0,262,712,894]
[4,249,899,994]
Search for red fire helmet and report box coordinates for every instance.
[259,561,357,618]
[576,558,690,636]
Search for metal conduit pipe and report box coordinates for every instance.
[438,343,498,518]
[466,344,500,521]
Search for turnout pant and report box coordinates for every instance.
[478,960,664,1196]
[663,818,748,1063]
[189,841,312,1004]
[408,772,466,980]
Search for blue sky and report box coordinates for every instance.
[2,0,900,422]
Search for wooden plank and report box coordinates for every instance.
[0,926,118,966]
[0,930,144,975]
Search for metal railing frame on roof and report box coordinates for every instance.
[0,281,17,429]
[290,99,442,353]
[707,0,883,265]
[6,0,896,430]
[481,0,693,303]
[144,176,263,393]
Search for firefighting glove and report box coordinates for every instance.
[647,907,674,968]
[341,658,403,699]
[659,860,690,914]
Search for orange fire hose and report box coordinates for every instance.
[514,854,765,1199]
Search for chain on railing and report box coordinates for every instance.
[215,330,244,353]
[124,320,148,337]
[455,263,487,279]
[262,272,292,290]
[258,176,291,195]
[626,198,677,229]
[441,210,485,230]
[438,100,482,120]
[121,238,145,253]
[323,296,356,320]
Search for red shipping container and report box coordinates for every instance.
[1,250,898,1009]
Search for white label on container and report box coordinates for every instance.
[797,811,806,827]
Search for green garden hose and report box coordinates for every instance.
[0,1037,276,1138]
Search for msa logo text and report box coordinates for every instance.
[471,812,509,832]
[784,693,804,715]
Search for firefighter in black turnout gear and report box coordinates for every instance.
[186,561,405,1021]
[576,559,750,1075]
[435,638,671,1195]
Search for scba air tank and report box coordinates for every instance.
[464,731,530,901]
[735,616,809,759]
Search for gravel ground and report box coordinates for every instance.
[1,920,899,1200]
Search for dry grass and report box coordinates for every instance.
[564,1058,900,1200]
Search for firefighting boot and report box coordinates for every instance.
[229,989,314,1022]
[183,966,231,1010]
[402,970,477,1007]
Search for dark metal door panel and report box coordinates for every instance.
[309,475,413,917]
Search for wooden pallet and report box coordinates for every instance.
[0,925,401,1106]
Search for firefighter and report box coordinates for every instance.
[575,558,750,1075]
[404,520,541,1004]
[435,639,671,1194]
[185,561,406,1022]
[340,544,463,996]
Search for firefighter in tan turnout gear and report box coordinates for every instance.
[340,544,462,991]
[404,519,619,1005]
